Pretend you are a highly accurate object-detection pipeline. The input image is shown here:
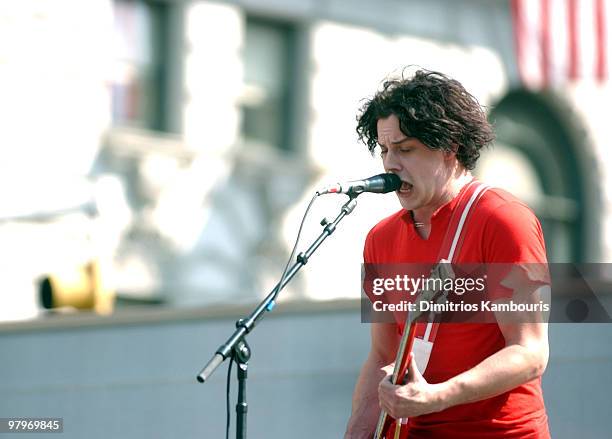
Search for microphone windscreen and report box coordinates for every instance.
[380,173,402,193]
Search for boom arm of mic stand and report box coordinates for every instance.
[196,196,358,383]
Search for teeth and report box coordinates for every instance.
[400,182,412,191]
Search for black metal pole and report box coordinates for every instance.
[233,339,250,439]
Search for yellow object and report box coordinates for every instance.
[40,260,115,314]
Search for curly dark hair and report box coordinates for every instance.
[356,69,494,170]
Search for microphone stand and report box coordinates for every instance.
[196,195,358,439]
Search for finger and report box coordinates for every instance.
[379,386,406,420]
[377,390,395,418]
[378,377,395,395]
[378,379,401,410]
[378,382,393,413]
[406,353,423,383]
[381,364,394,378]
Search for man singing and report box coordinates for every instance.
[344,69,550,438]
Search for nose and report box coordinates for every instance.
[383,148,402,173]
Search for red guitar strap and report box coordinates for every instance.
[412,180,489,355]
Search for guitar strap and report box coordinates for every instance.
[410,180,490,375]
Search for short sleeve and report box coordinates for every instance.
[482,201,548,264]
[363,226,379,264]
[481,201,550,300]
[362,228,379,302]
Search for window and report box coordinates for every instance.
[241,16,297,150]
[111,0,169,131]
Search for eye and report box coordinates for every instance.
[379,148,388,157]
[399,147,412,153]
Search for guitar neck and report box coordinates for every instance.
[373,316,418,438]
[391,319,418,384]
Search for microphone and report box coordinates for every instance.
[318,173,402,196]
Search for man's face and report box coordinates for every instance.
[377,114,454,214]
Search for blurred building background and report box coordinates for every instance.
[1,0,611,438]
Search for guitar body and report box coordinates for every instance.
[381,419,409,439]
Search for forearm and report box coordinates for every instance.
[438,341,548,410]
[345,355,389,439]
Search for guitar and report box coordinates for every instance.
[373,261,454,439]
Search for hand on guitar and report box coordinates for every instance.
[378,353,448,419]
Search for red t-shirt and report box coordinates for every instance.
[364,184,550,438]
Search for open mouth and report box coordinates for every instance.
[398,181,413,193]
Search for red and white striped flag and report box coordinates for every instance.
[511,0,610,88]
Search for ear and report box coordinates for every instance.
[444,144,459,161]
